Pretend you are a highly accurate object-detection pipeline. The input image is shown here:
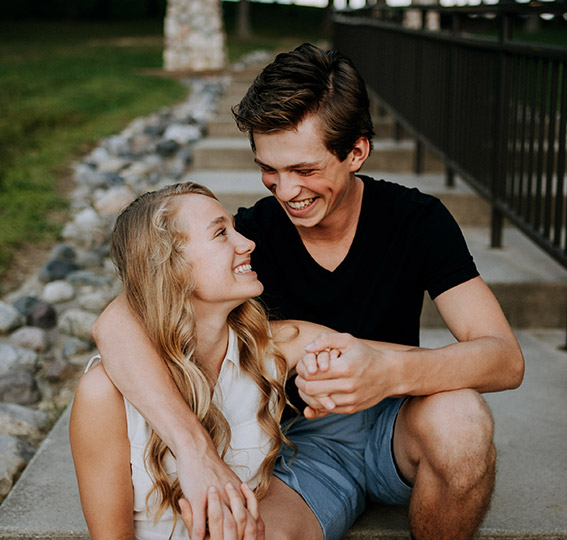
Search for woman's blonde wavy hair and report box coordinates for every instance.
[110,181,289,528]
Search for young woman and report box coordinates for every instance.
[69,182,334,540]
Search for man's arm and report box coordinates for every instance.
[295,277,524,418]
[92,295,260,540]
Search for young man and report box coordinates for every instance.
[93,44,524,540]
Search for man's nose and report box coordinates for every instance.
[274,173,301,202]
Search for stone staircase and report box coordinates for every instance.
[1,64,566,539]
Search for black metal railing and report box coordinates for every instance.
[333,4,567,269]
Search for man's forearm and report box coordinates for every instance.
[92,295,212,454]
[389,335,524,397]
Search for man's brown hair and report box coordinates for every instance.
[232,43,374,162]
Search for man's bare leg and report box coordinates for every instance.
[260,477,324,540]
[393,389,496,540]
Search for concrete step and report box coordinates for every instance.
[208,110,402,139]
[192,138,441,173]
[1,328,565,539]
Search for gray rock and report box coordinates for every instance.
[66,271,112,288]
[41,280,75,304]
[58,309,97,343]
[163,123,201,145]
[74,162,106,188]
[0,345,37,377]
[0,302,24,335]
[9,327,49,353]
[45,356,75,383]
[93,185,136,217]
[62,337,92,359]
[49,244,76,263]
[62,208,107,249]
[0,403,50,444]
[38,259,80,283]
[0,371,41,405]
[144,124,165,137]
[74,249,103,269]
[156,139,179,157]
[0,434,34,498]
[78,289,115,313]
[27,302,57,329]
[12,296,42,317]
[97,157,129,174]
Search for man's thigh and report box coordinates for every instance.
[365,397,413,505]
[273,413,369,540]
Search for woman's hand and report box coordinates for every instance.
[180,483,264,540]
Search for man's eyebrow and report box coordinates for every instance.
[254,158,319,170]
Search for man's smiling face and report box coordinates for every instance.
[253,114,362,230]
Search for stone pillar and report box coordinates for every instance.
[163,0,227,72]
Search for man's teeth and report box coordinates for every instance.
[234,264,252,275]
[288,198,314,210]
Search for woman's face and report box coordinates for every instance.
[175,194,264,311]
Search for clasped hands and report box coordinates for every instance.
[296,332,389,419]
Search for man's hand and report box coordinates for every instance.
[176,447,263,540]
[180,483,264,540]
[296,332,398,419]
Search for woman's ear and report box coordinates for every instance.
[348,137,370,172]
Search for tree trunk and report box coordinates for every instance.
[325,0,336,35]
[237,0,252,40]
[163,0,227,72]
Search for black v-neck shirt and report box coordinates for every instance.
[235,175,478,348]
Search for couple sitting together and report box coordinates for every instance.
[70,43,524,540]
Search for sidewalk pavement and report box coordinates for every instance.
[0,328,565,539]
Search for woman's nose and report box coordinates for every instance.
[235,232,255,254]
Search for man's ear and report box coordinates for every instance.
[348,137,370,172]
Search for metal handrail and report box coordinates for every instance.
[333,6,567,270]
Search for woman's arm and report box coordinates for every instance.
[69,364,135,540]
[271,319,413,372]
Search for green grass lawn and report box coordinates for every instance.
[0,9,327,291]
[0,20,187,286]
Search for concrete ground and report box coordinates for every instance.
[0,327,565,540]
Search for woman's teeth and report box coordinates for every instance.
[234,264,252,275]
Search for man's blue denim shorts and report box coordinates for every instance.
[273,397,412,540]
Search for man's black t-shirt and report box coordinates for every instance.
[235,175,479,347]
[235,175,479,413]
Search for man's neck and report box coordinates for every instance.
[297,176,364,271]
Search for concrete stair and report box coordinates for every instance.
[1,64,566,540]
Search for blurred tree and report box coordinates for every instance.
[237,0,252,39]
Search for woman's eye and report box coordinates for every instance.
[216,228,227,238]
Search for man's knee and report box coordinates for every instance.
[405,390,496,489]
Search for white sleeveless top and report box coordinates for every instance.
[87,328,276,540]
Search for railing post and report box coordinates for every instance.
[394,120,403,141]
[491,207,504,248]
[414,139,423,175]
[446,166,455,188]
[490,10,511,249]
